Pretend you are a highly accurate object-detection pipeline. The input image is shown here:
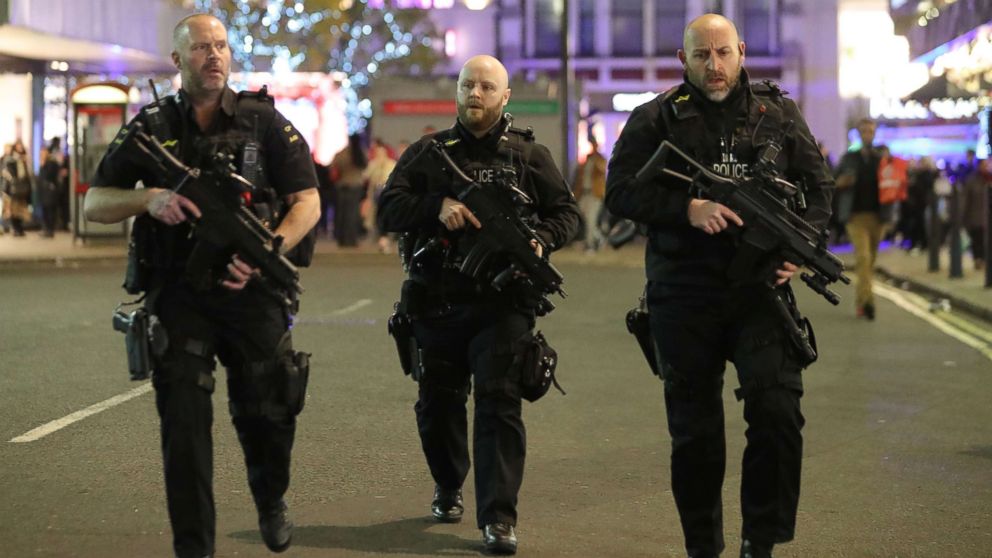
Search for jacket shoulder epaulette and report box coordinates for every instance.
[507,126,535,142]
[659,84,685,105]
[751,79,789,98]
[237,85,274,105]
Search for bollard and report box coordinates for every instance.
[928,187,940,272]
[949,180,963,278]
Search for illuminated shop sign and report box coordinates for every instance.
[928,23,992,95]
[612,92,659,112]
[870,96,990,120]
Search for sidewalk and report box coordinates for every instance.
[3,229,989,321]
[869,245,991,322]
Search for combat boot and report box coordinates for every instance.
[740,539,773,558]
[431,485,464,523]
[258,499,293,553]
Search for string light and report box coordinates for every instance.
[190,0,440,133]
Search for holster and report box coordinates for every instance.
[123,309,151,380]
[625,292,660,377]
[772,287,818,368]
[281,348,310,415]
[112,302,168,381]
[388,280,424,382]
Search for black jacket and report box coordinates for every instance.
[605,71,833,288]
[93,87,317,270]
[378,116,580,289]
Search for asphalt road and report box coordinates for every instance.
[1,250,990,557]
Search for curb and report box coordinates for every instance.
[875,266,992,324]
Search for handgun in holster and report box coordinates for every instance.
[625,291,661,377]
[112,300,168,381]
[771,288,818,368]
[388,280,424,382]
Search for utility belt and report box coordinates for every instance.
[111,293,310,417]
[387,279,564,402]
[624,283,818,381]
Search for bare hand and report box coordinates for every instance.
[688,199,743,234]
[220,254,257,291]
[147,189,201,225]
[530,239,544,258]
[439,197,481,231]
[774,261,799,286]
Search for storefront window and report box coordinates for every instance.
[578,0,595,56]
[612,0,644,57]
[655,1,686,57]
[740,0,776,55]
[534,0,562,57]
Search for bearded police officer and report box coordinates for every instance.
[377,55,579,555]
[84,14,320,558]
[605,14,832,558]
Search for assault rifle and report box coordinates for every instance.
[127,122,302,307]
[636,131,849,305]
[429,139,566,314]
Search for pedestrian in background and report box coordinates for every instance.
[37,139,63,238]
[363,137,397,253]
[331,133,367,247]
[962,158,990,270]
[2,140,34,237]
[605,13,832,558]
[836,118,886,320]
[572,137,607,253]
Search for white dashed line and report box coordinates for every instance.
[9,382,154,443]
[331,298,373,315]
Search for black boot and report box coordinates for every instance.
[258,500,293,553]
[431,485,464,523]
[740,539,773,558]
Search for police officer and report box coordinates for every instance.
[605,14,832,558]
[84,14,320,558]
[377,55,579,555]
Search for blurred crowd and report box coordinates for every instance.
[825,140,989,272]
[312,133,410,253]
[0,138,70,238]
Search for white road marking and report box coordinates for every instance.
[331,298,373,315]
[873,281,992,362]
[9,382,154,443]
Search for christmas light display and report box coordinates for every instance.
[181,0,441,132]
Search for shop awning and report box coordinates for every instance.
[0,24,174,74]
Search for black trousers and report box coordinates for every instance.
[647,282,805,556]
[152,282,296,558]
[411,295,534,528]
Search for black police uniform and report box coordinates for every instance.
[377,115,579,529]
[92,87,317,558]
[605,70,833,556]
